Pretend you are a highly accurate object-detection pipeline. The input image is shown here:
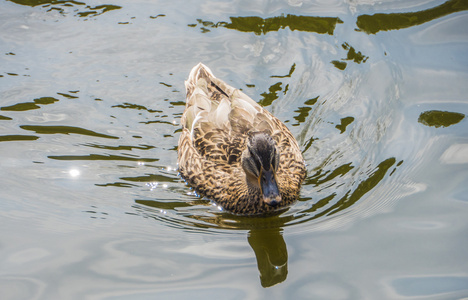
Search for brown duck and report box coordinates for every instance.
[178,63,306,215]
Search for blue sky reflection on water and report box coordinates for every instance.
[1,0,468,298]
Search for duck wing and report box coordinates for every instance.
[181,63,281,165]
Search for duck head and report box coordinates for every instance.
[242,132,282,207]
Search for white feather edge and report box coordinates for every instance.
[184,63,266,137]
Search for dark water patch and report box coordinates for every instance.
[1,97,59,112]
[159,82,172,87]
[112,102,163,113]
[331,60,347,70]
[48,154,158,162]
[120,174,178,183]
[20,125,119,139]
[293,106,312,125]
[191,15,343,35]
[150,14,165,19]
[311,157,396,218]
[140,120,177,126]
[271,63,296,78]
[136,199,192,210]
[298,157,397,218]
[76,4,121,18]
[331,43,368,70]
[342,43,368,64]
[300,193,337,215]
[95,182,137,188]
[302,136,318,153]
[306,163,354,186]
[418,110,465,128]
[389,160,404,176]
[82,143,155,151]
[169,100,186,106]
[258,82,282,107]
[191,19,222,33]
[356,0,468,34]
[335,117,355,133]
[8,0,121,18]
[224,15,343,35]
[83,206,109,219]
[0,135,39,142]
[57,92,78,99]
[293,96,319,126]
[7,0,85,6]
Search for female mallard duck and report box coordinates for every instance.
[178,63,306,215]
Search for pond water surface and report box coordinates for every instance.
[1,0,468,299]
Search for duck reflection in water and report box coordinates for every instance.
[133,199,290,287]
[248,227,288,287]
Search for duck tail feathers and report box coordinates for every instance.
[187,63,215,86]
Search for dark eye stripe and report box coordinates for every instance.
[248,146,262,171]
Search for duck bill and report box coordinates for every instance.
[259,169,282,207]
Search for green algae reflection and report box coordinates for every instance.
[1,97,59,112]
[335,117,355,134]
[7,0,121,18]
[331,43,368,70]
[306,157,397,218]
[418,110,465,128]
[192,15,343,35]
[0,135,39,142]
[293,96,319,126]
[20,125,119,139]
[48,154,158,162]
[357,0,468,34]
[7,0,84,6]
[258,82,282,107]
[226,15,343,35]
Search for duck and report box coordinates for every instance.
[178,63,306,215]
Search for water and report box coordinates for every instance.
[1,0,468,298]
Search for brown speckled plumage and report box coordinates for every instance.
[178,63,306,215]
